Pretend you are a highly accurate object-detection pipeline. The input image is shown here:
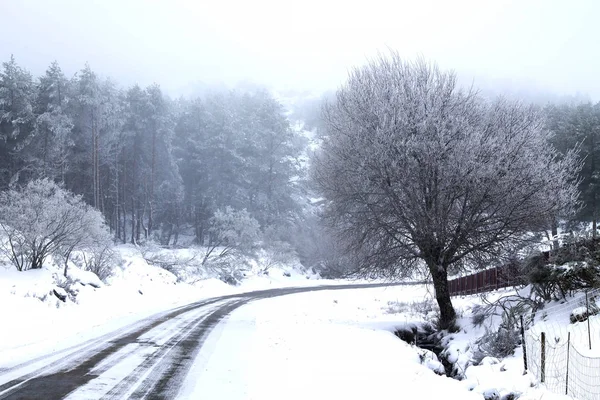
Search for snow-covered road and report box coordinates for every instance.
[0,283,413,399]
[179,285,484,400]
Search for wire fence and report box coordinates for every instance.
[524,289,600,400]
[447,262,600,399]
[444,244,600,399]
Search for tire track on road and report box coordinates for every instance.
[0,298,232,400]
[0,282,419,399]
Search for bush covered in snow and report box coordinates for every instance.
[569,296,600,323]
[0,179,112,274]
[521,238,600,302]
[527,261,600,301]
[200,207,260,284]
[473,325,520,365]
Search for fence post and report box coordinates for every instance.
[586,290,592,350]
[495,267,498,290]
[541,332,546,383]
[565,332,570,395]
[483,269,487,290]
[520,316,528,372]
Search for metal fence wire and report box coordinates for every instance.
[526,331,600,400]
[524,290,600,400]
[450,264,600,400]
[567,345,600,400]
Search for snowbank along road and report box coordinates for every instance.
[0,283,412,399]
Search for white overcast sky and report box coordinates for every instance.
[0,0,598,99]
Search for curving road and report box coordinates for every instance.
[0,283,414,400]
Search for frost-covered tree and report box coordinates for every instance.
[200,207,260,284]
[0,179,111,273]
[0,55,35,187]
[173,91,304,243]
[68,65,123,211]
[313,54,580,329]
[27,61,73,182]
[546,102,600,233]
[239,90,303,227]
[0,55,307,256]
[155,173,185,246]
[203,207,260,262]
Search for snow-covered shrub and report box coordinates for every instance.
[140,245,203,281]
[551,236,600,265]
[471,306,487,327]
[81,244,120,282]
[258,239,298,274]
[527,261,600,301]
[204,255,247,285]
[410,299,438,318]
[569,296,600,323]
[557,262,600,291]
[527,263,562,301]
[393,324,417,344]
[200,207,260,284]
[473,324,520,364]
[417,348,446,375]
[384,300,409,314]
[0,179,111,273]
[204,207,260,260]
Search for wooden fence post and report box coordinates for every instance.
[541,332,546,383]
[566,332,570,395]
[495,267,498,290]
[483,269,487,290]
[520,316,528,372]
[586,291,592,350]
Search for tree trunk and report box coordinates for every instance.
[131,137,137,245]
[121,158,127,244]
[148,123,156,236]
[592,126,597,238]
[63,248,73,278]
[136,199,142,243]
[121,203,127,244]
[165,224,173,246]
[552,220,559,251]
[131,195,136,245]
[428,262,457,331]
[92,109,100,209]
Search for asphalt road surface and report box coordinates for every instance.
[0,283,415,400]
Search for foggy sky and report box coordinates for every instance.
[1,0,599,100]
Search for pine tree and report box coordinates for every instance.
[27,61,73,181]
[0,55,35,187]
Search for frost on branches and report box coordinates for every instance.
[201,207,260,284]
[0,179,112,275]
[313,53,580,330]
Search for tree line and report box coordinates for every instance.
[546,102,600,232]
[3,52,600,327]
[0,56,307,248]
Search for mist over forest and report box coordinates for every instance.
[4,4,600,399]
[1,0,600,283]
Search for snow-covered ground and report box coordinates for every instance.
[0,244,580,399]
[179,286,568,400]
[0,244,328,366]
